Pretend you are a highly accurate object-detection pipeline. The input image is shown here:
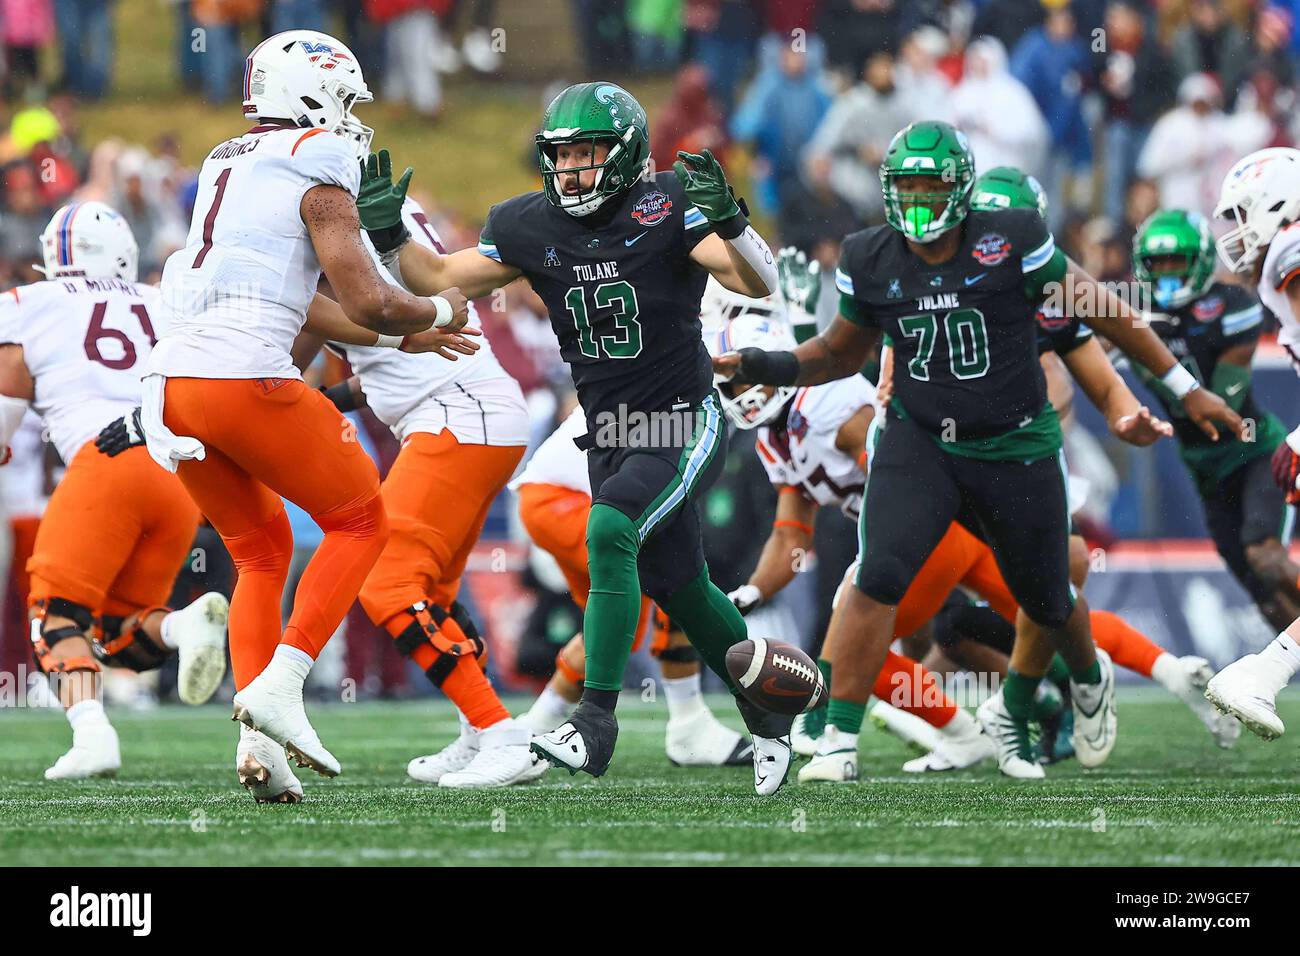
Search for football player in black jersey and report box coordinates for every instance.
[354,82,795,792]
[1131,209,1300,629]
[716,121,1244,777]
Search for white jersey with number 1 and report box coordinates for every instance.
[0,278,164,462]
[150,124,360,381]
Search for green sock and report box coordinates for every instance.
[661,564,748,690]
[1002,669,1040,722]
[1070,659,1102,686]
[581,504,644,692]
[816,658,832,704]
[1045,654,1072,695]
[826,697,865,735]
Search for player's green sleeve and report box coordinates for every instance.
[839,293,866,326]
[1210,361,1252,412]
[1024,248,1067,300]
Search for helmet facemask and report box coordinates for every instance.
[882,171,972,244]
[717,380,795,431]
[537,128,639,217]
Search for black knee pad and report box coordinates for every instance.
[654,644,699,664]
[854,553,912,605]
[933,598,1016,655]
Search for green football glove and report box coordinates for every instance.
[777,247,821,344]
[357,149,413,254]
[673,148,746,238]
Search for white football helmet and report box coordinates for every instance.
[707,307,797,431]
[698,276,780,334]
[38,201,139,282]
[1214,147,1300,273]
[242,30,373,158]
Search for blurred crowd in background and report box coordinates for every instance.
[1,0,1298,702]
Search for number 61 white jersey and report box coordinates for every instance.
[0,277,163,462]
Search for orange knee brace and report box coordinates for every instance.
[98,605,172,672]
[29,597,100,675]
[388,600,485,686]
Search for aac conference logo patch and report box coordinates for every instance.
[632,190,673,226]
[971,232,1011,266]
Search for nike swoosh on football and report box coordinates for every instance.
[964,274,987,286]
[625,232,648,246]
[762,676,808,697]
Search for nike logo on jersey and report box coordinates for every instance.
[964,273,987,286]
[625,232,648,247]
[1225,382,1246,396]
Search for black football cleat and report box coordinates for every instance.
[530,699,619,778]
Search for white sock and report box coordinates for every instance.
[263,644,314,687]
[66,698,108,730]
[530,684,571,721]
[1150,653,1181,692]
[939,706,976,738]
[159,610,181,650]
[1259,633,1300,682]
[662,672,704,719]
[821,725,857,753]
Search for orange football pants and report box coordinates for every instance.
[28,443,200,618]
[163,377,387,689]
[515,481,654,650]
[357,429,523,729]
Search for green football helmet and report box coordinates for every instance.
[970,166,1049,219]
[879,120,976,244]
[535,81,651,217]
[1132,210,1216,310]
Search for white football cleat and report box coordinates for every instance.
[976,691,1044,780]
[44,721,120,780]
[797,725,858,783]
[408,715,480,783]
[440,720,545,788]
[236,726,303,803]
[790,710,823,756]
[868,699,942,753]
[752,734,793,796]
[169,591,229,706]
[665,706,752,766]
[902,709,994,772]
[1071,647,1117,768]
[1156,654,1241,748]
[231,669,339,778]
[1205,653,1288,740]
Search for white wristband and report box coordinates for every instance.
[1161,363,1199,399]
[432,296,453,328]
[374,333,404,349]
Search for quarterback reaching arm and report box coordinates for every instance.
[302,182,471,333]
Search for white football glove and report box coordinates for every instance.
[727,584,764,616]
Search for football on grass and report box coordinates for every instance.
[725,637,825,715]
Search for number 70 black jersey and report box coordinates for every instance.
[838,208,1065,444]
[479,171,716,419]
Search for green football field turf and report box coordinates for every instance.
[2,689,1298,867]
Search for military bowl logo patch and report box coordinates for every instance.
[788,406,809,441]
[1192,295,1225,322]
[632,190,673,226]
[1036,304,1070,332]
[972,233,1011,266]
